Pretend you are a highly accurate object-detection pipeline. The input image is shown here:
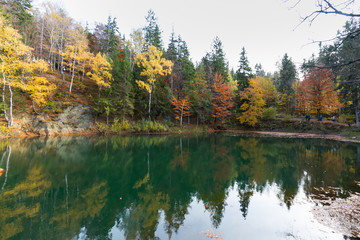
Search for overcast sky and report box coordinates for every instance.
[34,0,349,76]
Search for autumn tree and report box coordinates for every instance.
[297,67,341,116]
[126,28,145,70]
[25,77,56,113]
[0,14,50,126]
[171,96,191,127]
[237,78,265,126]
[211,73,234,125]
[62,27,90,96]
[87,52,112,97]
[257,76,277,107]
[135,45,173,120]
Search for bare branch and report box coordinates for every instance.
[316,0,360,17]
[304,58,360,69]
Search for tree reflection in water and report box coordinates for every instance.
[0,135,358,239]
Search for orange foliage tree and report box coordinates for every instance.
[211,73,234,125]
[171,96,191,127]
[297,67,341,116]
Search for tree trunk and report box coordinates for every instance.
[40,17,44,58]
[180,102,184,127]
[1,62,8,123]
[48,31,54,71]
[148,87,152,121]
[8,84,13,127]
[60,32,65,81]
[32,102,40,115]
[356,90,359,128]
[356,103,359,128]
[69,48,77,96]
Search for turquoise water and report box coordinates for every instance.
[0,134,359,239]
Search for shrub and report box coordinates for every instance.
[262,107,277,120]
[0,123,10,135]
[339,114,355,126]
[96,122,109,134]
[131,120,169,133]
[111,118,130,132]
[284,115,292,123]
[45,101,55,109]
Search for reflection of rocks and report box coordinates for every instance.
[17,105,94,136]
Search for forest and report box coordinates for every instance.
[0,0,360,132]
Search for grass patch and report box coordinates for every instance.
[96,119,169,134]
[131,120,169,133]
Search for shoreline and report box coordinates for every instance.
[2,127,360,143]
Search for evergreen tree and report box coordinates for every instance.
[165,33,196,96]
[334,19,360,126]
[278,53,297,94]
[143,9,162,50]
[1,0,32,27]
[255,63,265,77]
[210,37,228,79]
[236,47,253,91]
[278,53,297,114]
[165,31,177,63]
[200,36,228,85]
[99,16,120,55]
[109,46,135,119]
[1,0,34,45]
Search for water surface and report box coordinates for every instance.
[0,134,359,239]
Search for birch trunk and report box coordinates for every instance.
[69,48,77,96]
[1,62,8,123]
[8,83,13,127]
[148,86,152,121]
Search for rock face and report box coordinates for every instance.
[18,105,95,136]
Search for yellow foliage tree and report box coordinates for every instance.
[62,28,90,96]
[135,45,173,120]
[0,14,50,126]
[237,78,265,126]
[87,52,112,97]
[257,76,277,107]
[25,77,57,113]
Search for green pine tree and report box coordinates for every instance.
[143,9,163,50]
[236,47,253,91]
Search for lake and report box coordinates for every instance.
[0,134,359,240]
